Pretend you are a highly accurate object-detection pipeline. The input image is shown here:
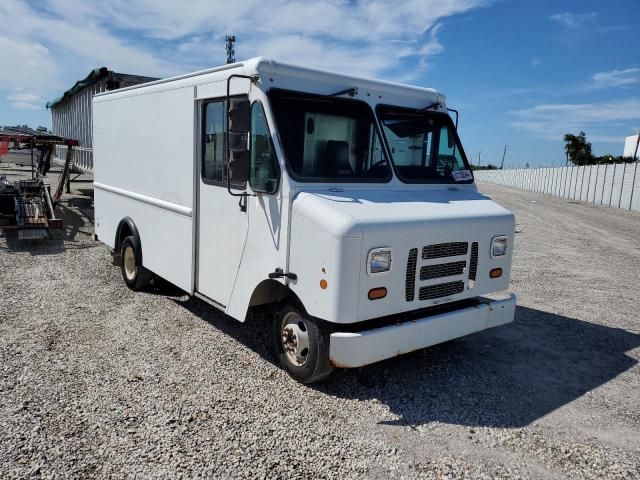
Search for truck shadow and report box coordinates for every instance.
[56,198,94,242]
[180,300,639,429]
[317,306,640,428]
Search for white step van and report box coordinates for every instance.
[93,58,516,383]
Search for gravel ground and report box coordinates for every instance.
[1,165,639,479]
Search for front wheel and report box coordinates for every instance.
[120,236,152,291]
[274,305,334,383]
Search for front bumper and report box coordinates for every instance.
[329,294,516,368]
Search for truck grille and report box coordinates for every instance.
[422,242,468,259]
[406,242,474,302]
[469,242,479,281]
[420,261,466,281]
[405,248,418,301]
[419,281,465,300]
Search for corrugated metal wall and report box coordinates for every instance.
[474,163,640,211]
[51,80,109,173]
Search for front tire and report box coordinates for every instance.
[120,236,152,291]
[274,305,334,383]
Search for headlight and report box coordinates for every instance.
[367,248,392,275]
[491,236,508,258]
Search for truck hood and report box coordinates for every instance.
[291,186,513,238]
[291,186,515,322]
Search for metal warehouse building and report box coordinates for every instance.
[47,68,157,172]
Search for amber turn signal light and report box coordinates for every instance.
[368,287,387,300]
[489,268,503,279]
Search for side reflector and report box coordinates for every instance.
[490,268,503,279]
[368,287,387,300]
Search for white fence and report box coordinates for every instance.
[474,163,640,211]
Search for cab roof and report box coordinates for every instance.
[94,57,446,110]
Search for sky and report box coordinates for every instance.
[0,0,638,167]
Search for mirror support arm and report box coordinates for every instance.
[226,74,259,211]
[447,107,459,129]
[446,108,460,157]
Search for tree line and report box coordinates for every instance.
[470,164,499,171]
[1,125,51,133]
[563,131,636,166]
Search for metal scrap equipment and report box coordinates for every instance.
[0,127,78,240]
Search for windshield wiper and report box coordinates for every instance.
[422,101,441,110]
[329,86,358,97]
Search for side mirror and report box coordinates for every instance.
[229,98,250,132]
[228,149,250,183]
[227,98,251,184]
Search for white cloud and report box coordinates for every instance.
[549,11,625,43]
[590,67,640,89]
[549,12,597,29]
[7,93,43,103]
[0,36,55,111]
[6,92,44,111]
[0,0,491,124]
[0,0,190,108]
[93,0,483,79]
[51,0,486,45]
[9,101,42,111]
[0,0,180,78]
[0,37,57,91]
[509,99,640,141]
[0,0,490,91]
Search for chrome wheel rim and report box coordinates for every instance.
[123,246,136,281]
[281,313,310,367]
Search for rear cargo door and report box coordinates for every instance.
[196,98,249,307]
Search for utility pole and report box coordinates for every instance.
[477,150,481,166]
[500,144,507,169]
[225,35,236,64]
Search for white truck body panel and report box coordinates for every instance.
[93,85,195,291]
[93,57,516,370]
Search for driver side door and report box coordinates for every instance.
[196,98,249,308]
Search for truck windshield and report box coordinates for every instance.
[268,90,391,182]
[377,106,473,184]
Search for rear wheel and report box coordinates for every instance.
[120,236,151,291]
[274,305,334,383]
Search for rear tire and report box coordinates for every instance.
[274,305,334,383]
[120,236,152,291]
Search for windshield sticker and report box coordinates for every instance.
[452,169,473,182]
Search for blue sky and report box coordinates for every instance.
[1,0,638,167]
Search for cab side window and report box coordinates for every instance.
[202,101,226,183]
[249,102,279,194]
